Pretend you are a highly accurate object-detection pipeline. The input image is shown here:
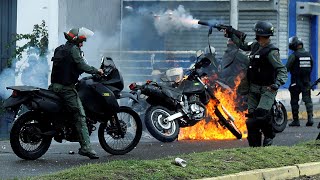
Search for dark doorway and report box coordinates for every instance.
[0,0,17,72]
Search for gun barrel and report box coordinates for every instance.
[198,20,211,26]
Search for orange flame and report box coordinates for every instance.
[178,75,248,140]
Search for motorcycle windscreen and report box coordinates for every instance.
[179,80,205,94]
[102,69,124,93]
[79,82,120,115]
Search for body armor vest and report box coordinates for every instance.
[51,43,81,85]
[247,43,279,86]
[291,50,312,84]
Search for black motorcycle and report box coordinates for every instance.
[130,53,242,142]
[3,57,142,160]
[128,26,242,143]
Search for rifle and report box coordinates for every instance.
[310,78,320,89]
[310,78,320,96]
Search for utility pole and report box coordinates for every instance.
[230,0,239,29]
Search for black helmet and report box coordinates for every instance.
[64,27,94,44]
[289,36,303,51]
[253,21,274,36]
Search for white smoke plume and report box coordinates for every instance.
[0,48,50,100]
[152,5,200,35]
[0,68,15,99]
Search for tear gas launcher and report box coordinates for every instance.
[197,20,247,42]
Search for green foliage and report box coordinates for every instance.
[7,20,48,67]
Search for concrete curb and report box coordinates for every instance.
[198,162,320,180]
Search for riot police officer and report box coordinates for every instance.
[286,36,314,127]
[225,21,288,147]
[49,27,104,159]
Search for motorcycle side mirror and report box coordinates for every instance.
[100,56,105,69]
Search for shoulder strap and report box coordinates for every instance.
[259,44,279,56]
[250,43,260,55]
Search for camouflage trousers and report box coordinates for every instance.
[49,83,91,150]
[246,83,276,147]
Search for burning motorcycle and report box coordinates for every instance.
[200,21,288,133]
[3,57,142,160]
[129,25,242,142]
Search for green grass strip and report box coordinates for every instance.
[28,141,320,180]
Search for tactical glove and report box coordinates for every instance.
[225,27,247,42]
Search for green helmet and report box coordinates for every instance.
[289,36,303,51]
[253,21,274,36]
[64,27,94,44]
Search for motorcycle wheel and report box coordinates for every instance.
[272,101,288,133]
[145,106,180,142]
[215,106,242,139]
[10,111,52,160]
[98,106,142,155]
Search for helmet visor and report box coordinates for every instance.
[78,27,94,41]
[288,36,294,44]
[289,36,301,44]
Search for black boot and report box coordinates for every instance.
[263,137,273,146]
[306,114,314,126]
[289,119,300,126]
[247,135,262,147]
[289,113,300,127]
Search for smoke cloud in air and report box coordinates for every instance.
[152,5,200,35]
[0,68,15,99]
[0,48,49,100]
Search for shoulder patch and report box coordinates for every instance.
[273,50,279,56]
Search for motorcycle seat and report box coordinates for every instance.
[161,86,183,100]
[37,89,62,101]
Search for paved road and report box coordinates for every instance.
[0,119,319,179]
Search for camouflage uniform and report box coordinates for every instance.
[231,35,288,147]
[49,42,99,156]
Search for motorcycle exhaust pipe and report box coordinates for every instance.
[165,112,184,122]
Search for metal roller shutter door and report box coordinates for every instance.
[296,15,311,52]
[238,10,278,51]
[278,0,288,59]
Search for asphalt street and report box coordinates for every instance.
[0,119,319,180]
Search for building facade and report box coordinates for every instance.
[0,0,17,72]
[0,0,319,83]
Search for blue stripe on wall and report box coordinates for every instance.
[310,15,318,83]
